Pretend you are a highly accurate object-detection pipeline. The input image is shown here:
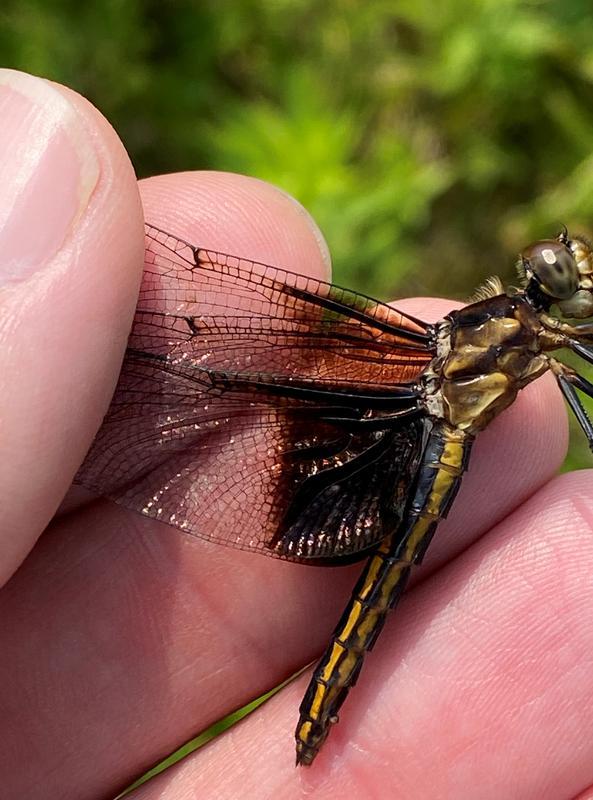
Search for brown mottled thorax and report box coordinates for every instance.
[428,294,549,433]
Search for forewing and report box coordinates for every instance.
[135,224,432,389]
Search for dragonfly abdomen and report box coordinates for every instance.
[295,423,472,766]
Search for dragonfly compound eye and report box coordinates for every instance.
[521,239,579,300]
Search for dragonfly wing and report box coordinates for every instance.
[76,225,433,562]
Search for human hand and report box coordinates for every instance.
[1,69,592,800]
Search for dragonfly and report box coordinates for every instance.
[76,223,593,766]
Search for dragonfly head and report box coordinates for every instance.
[519,230,593,318]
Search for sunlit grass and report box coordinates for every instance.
[115,666,310,798]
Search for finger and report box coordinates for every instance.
[575,788,593,800]
[0,168,571,798]
[0,69,143,584]
[0,171,338,800]
[136,469,593,799]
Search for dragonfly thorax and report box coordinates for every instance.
[427,295,548,433]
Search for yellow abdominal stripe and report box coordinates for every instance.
[299,427,469,751]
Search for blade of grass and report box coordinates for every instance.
[114,663,312,798]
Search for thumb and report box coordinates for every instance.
[0,70,144,584]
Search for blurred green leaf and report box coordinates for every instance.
[3,0,593,465]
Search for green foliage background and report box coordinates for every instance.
[2,0,593,465]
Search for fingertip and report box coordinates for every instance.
[139,171,331,281]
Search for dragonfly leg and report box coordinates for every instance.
[550,358,593,451]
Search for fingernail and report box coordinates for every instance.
[0,70,99,286]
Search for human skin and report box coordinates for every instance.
[1,69,593,800]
